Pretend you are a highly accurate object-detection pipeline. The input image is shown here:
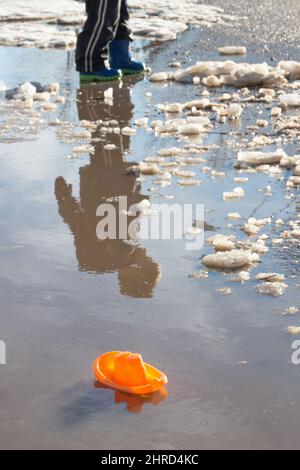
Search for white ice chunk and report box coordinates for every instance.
[203,249,259,270]
[256,282,287,296]
[218,46,246,55]
[238,149,286,165]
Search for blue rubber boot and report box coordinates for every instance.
[80,67,122,82]
[109,40,145,75]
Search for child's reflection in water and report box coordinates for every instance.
[55,81,161,298]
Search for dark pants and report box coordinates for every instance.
[76,0,132,72]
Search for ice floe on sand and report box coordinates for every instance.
[0,22,78,49]
[0,0,239,48]
[150,60,291,87]
[0,0,84,48]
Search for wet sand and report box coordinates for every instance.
[0,1,300,450]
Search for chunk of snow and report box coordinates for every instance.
[256,273,285,282]
[223,187,245,200]
[203,249,258,270]
[287,326,300,335]
[149,72,169,82]
[228,103,242,119]
[256,282,287,296]
[218,46,246,55]
[238,149,286,165]
[279,93,300,108]
[227,212,241,220]
[122,127,137,136]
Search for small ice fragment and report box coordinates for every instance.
[256,273,285,282]
[41,102,57,111]
[219,93,232,102]
[294,165,300,176]
[238,149,285,165]
[234,177,248,184]
[283,307,299,316]
[122,127,137,136]
[202,249,258,270]
[165,102,183,113]
[277,61,300,79]
[232,271,250,282]
[159,147,184,156]
[185,226,202,237]
[178,123,204,135]
[18,82,36,97]
[173,170,196,178]
[46,83,60,95]
[80,120,96,128]
[256,119,268,127]
[223,187,245,200]
[211,170,226,178]
[213,237,235,252]
[287,326,300,335]
[227,212,241,220]
[34,92,50,101]
[190,271,208,280]
[272,238,283,246]
[291,229,300,238]
[279,93,300,108]
[149,72,168,82]
[139,163,160,175]
[168,61,181,68]
[259,88,275,98]
[216,287,232,295]
[157,171,172,181]
[177,179,201,186]
[55,95,65,104]
[248,217,271,227]
[228,103,243,120]
[186,116,211,126]
[135,199,151,212]
[72,144,95,155]
[243,224,260,236]
[135,117,149,127]
[256,282,287,296]
[104,144,117,150]
[271,107,282,117]
[265,185,273,196]
[203,75,222,87]
[71,130,92,139]
[218,46,247,55]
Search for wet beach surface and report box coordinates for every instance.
[0,1,300,449]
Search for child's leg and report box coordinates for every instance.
[75,0,122,73]
[114,0,132,41]
[109,0,145,75]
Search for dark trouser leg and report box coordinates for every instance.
[109,0,143,73]
[114,0,132,41]
[75,0,123,72]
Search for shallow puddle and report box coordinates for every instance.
[0,43,299,450]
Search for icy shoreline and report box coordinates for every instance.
[0,0,239,48]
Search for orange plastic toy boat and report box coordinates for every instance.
[93,351,168,395]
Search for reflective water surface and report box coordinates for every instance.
[0,46,300,450]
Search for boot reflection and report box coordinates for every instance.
[55,81,160,298]
[94,381,168,414]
